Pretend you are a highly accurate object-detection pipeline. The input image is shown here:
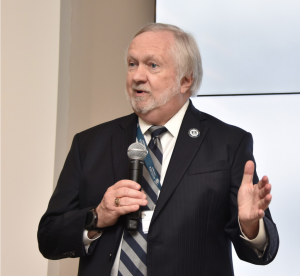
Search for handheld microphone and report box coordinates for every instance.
[125,142,148,230]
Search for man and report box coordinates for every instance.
[38,23,279,276]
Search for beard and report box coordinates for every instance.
[126,83,180,114]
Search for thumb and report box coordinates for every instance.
[241,160,254,186]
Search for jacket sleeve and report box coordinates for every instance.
[37,134,99,259]
[225,132,279,265]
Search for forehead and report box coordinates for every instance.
[127,31,175,61]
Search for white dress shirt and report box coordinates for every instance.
[83,100,267,275]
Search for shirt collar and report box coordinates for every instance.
[138,100,189,138]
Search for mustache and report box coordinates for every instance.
[131,85,151,94]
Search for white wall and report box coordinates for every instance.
[192,94,300,275]
[52,1,155,275]
[1,1,155,276]
[1,0,61,275]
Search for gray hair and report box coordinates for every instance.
[134,23,203,97]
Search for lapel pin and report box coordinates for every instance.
[188,128,200,138]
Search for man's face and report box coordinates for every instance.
[126,31,181,115]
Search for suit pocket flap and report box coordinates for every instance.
[189,160,229,175]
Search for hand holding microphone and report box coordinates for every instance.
[92,143,147,232]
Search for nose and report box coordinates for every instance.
[132,65,147,84]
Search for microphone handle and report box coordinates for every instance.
[125,159,144,230]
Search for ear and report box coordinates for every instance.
[180,74,193,94]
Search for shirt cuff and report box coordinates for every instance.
[238,217,268,257]
[83,229,103,253]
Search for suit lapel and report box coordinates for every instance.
[151,102,209,223]
[111,114,138,183]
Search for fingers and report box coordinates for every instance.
[114,186,147,199]
[259,182,271,199]
[112,192,148,215]
[105,180,147,210]
[257,176,272,211]
[95,180,148,228]
[258,175,269,189]
[111,197,148,217]
[109,180,146,199]
[116,204,142,216]
[112,180,141,191]
[258,194,272,210]
[256,195,271,219]
[257,209,265,219]
[241,161,254,185]
[118,197,148,207]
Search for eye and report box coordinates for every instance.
[150,63,158,69]
[129,62,135,67]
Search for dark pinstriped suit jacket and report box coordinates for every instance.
[38,101,279,276]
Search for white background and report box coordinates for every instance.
[157,1,300,273]
[157,0,300,95]
[192,95,300,275]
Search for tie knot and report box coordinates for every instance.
[148,126,168,139]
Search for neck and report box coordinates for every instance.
[139,111,174,126]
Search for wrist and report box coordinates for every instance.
[239,219,259,240]
[87,230,99,239]
[85,209,105,232]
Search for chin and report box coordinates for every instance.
[130,99,156,114]
[125,92,153,114]
[125,86,180,115]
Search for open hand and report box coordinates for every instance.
[238,161,272,239]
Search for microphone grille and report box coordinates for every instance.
[127,142,148,160]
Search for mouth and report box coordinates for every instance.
[134,89,149,96]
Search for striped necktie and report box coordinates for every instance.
[118,126,168,276]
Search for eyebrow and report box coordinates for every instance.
[127,54,159,62]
